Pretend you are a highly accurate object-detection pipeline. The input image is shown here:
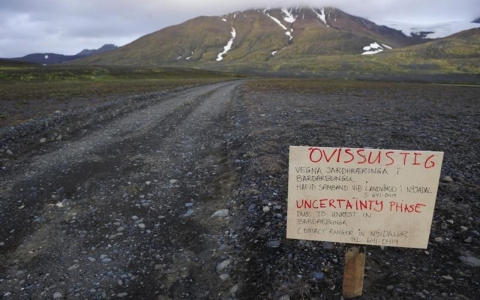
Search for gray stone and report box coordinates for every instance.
[219,274,230,281]
[442,275,453,280]
[262,206,270,213]
[442,176,453,183]
[117,292,128,297]
[386,285,394,291]
[267,240,281,248]
[211,209,229,218]
[230,284,239,294]
[6,150,13,155]
[322,242,335,250]
[416,292,426,299]
[137,223,146,229]
[459,256,480,267]
[182,209,194,217]
[52,292,62,298]
[216,259,231,273]
[313,271,324,281]
[40,138,47,143]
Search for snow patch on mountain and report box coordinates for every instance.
[281,8,296,23]
[217,27,236,62]
[370,18,480,39]
[362,42,391,55]
[263,9,293,41]
[312,8,329,27]
[264,10,288,30]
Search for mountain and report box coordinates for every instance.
[8,44,117,65]
[71,7,480,75]
[74,7,427,66]
[473,17,480,24]
[370,18,480,39]
[76,44,118,56]
[382,28,480,60]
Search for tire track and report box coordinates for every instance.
[0,81,244,299]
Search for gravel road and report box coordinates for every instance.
[1,81,245,299]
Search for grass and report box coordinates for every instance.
[0,65,245,126]
[0,65,243,102]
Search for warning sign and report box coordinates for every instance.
[287,146,444,249]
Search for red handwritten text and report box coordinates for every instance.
[308,147,436,169]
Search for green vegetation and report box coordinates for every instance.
[0,65,242,102]
[0,65,244,125]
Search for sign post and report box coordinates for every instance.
[286,146,444,297]
[342,245,366,298]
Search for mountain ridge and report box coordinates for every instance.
[6,44,117,65]
[75,7,428,66]
[67,6,480,75]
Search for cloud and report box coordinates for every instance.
[0,0,479,57]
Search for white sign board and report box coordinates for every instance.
[287,146,444,249]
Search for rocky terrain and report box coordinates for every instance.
[1,79,479,299]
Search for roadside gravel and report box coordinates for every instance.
[226,81,480,299]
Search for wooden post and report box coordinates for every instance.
[342,245,366,299]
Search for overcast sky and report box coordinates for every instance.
[1,0,479,58]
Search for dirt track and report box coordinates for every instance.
[1,80,480,299]
[1,81,245,299]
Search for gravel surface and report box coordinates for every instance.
[226,81,480,299]
[1,80,479,299]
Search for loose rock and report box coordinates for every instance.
[459,256,480,267]
[211,209,229,218]
[216,259,231,273]
[230,284,239,294]
[219,274,230,281]
[442,176,453,183]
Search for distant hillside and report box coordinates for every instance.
[76,44,118,56]
[473,17,480,24]
[70,7,480,75]
[74,7,427,66]
[0,58,38,67]
[7,44,117,65]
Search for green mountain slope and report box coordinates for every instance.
[75,7,424,65]
[73,7,480,75]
